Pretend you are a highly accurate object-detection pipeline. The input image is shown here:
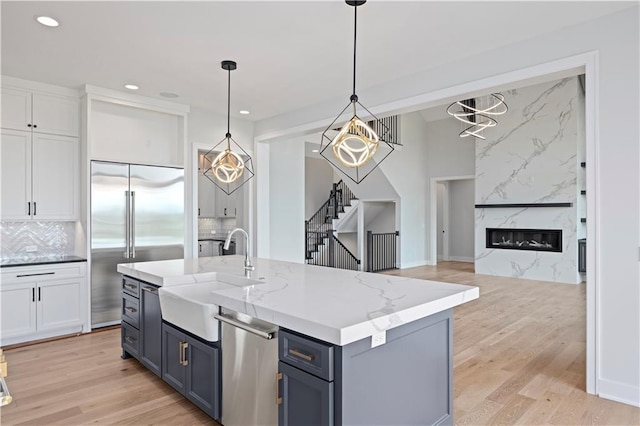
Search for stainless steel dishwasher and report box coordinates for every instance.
[215,308,279,426]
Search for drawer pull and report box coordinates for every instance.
[276,372,283,405]
[123,283,136,291]
[179,342,189,366]
[124,307,137,314]
[289,348,315,362]
[124,336,136,344]
[141,286,157,294]
[17,272,55,278]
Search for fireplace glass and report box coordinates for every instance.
[486,228,562,252]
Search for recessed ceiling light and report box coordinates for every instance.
[36,16,59,27]
[239,110,250,115]
[124,84,139,90]
[312,149,319,153]
[160,92,179,98]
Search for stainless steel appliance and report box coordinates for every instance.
[216,309,278,426]
[91,161,184,327]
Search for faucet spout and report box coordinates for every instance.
[225,228,254,278]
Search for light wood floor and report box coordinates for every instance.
[1,262,639,425]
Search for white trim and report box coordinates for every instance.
[1,75,81,97]
[430,175,475,266]
[83,84,190,115]
[400,259,433,269]
[597,379,640,408]
[441,182,450,261]
[448,256,474,263]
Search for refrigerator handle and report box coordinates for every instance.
[124,190,130,258]
[131,191,136,258]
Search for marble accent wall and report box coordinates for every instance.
[475,77,582,284]
[1,221,76,259]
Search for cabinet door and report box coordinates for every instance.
[162,322,186,394]
[140,284,162,377]
[31,133,79,220]
[36,278,82,333]
[186,336,220,420]
[215,186,236,217]
[198,174,217,217]
[278,361,334,426]
[0,283,37,341]
[0,129,32,220]
[32,93,80,137]
[198,241,215,257]
[1,87,31,131]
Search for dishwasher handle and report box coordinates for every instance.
[215,313,276,340]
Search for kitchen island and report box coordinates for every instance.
[117,255,478,425]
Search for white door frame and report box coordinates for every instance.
[430,176,474,265]
[253,51,599,396]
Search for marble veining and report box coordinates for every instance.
[119,256,478,345]
[475,77,581,284]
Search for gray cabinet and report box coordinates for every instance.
[161,322,220,420]
[140,284,162,377]
[120,277,162,378]
[279,361,334,426]
[278,309,454,426]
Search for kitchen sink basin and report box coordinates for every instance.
[158,273,264,341]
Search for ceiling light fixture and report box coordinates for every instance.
[202,60,255,195]
[239,110,250,115]
[124,84,139,90]
[446,93,508,140]
[319,0,394,184]
[36,16,59,27]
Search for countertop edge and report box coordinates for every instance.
[1,257,87,268]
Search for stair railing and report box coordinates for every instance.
[366,230,399,272]
[307,230,360,271]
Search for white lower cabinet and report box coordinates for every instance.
[0,262,87,346]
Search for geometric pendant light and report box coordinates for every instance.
[319,0,394,184]
[202,60,255,195]
[446,93,508,140]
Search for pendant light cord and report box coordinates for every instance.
[352,4,358,98]
[226,68,231,146]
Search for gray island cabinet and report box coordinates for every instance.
[117,256,478,426]
[278,310,453,426]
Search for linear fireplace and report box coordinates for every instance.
[486,228,562,252]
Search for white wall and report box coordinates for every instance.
[268,138,305,263]
[449,179,474,262]
[253,9,640,405]
[305,157,334,219]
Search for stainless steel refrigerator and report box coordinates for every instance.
[91,161,184,327]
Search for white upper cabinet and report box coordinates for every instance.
[1,129,79,221]
[0,129,31,219]
[1,87,79,137]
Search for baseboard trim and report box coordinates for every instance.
[400,260,432,269]
[447,256,474,263]
[598,379,640,407]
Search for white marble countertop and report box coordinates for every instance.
[117,256,479,346]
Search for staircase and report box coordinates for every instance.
[305,181,360,270]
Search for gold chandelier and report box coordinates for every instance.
[202,60,254,195]
[319,0,394,184]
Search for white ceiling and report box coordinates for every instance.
[1,1,633,122]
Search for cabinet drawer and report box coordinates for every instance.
[122,293,140,328]
[122,321,140,359]
[279,329,334,381]
[122,277,139,298]
[2,263,85,284]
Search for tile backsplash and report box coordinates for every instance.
[198,217,236,239]
[1,221,75,259]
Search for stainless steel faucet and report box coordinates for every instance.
[225,228,254,278]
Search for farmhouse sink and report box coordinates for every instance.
[158,273,264,341]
